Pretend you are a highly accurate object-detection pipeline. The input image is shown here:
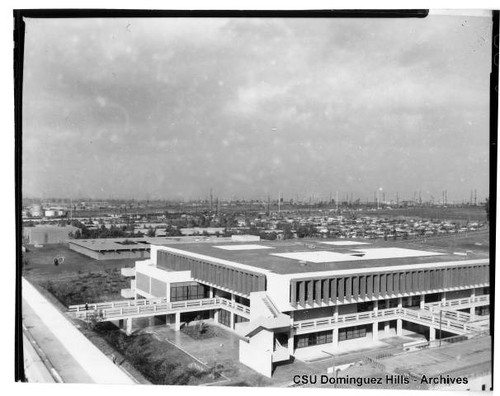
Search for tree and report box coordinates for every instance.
[280,223,294,240]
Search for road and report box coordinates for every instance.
[22,278,136,384]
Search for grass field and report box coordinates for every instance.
[22,244,137,305]
[93,322,218,385]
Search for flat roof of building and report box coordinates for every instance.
[69,236,234,252]
[156,238,489,275]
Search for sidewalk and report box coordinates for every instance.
[22,278,136,384]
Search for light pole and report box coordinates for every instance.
[322,350,338,388]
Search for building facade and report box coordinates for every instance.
[71,238,490,378]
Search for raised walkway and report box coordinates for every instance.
[69,295,251,321]
[22,278,136,384]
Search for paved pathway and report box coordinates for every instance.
[22,333,56,383]
[22,278,135,384]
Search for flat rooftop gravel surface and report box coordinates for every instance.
[156,239,489,274]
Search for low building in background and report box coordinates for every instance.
[23,225,79,245]
[68,235,240,260]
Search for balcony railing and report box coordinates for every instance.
[69,296,250,321]
[293,303,489,336]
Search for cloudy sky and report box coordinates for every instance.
[22,14,492,202]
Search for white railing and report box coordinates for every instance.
[293,308,400,332]
[293,306,489,335]
[425,295,489,309]
[69,296,250,320]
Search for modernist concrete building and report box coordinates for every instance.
[68,235,241,260]
[70,238,490,378]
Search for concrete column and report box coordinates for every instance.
[148,316,155,327]
[209,287,214,298]
[230,312,235,329]
[333,305,339,321]
[396,319,403,336]
[441,293,446,305]
[372,322,378,341]
[332,327,339,348]
[288,333,294,355]
[470,307,475,320]
[373,300,379,316]
[420,296,425,309]
[408,296,413,306]
[174,312,181,331]
[398,297,403,309]
[125,318,133,335]
[214,309,220,323]
[429,326,436,341]
[384,321,390,334]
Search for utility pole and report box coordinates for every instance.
[210,187,213,211]
[439,310,443,348]
[474,189,477,206]
[278,191,281,215]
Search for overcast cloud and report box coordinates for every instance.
[22,15,492,202]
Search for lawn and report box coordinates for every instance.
[22,244,136,305]
[93,322,220,385]
[42,268,130,305]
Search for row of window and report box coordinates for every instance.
[170,284,209,302]
[338,325,368,341]
[295,325,372,349]
[219,309,231,327]
[295,330,333,348]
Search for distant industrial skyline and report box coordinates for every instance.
[22,14,492,201]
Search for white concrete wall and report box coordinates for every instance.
[239,340,273,378]
[135,263,192,301]
[265,272,294,312]
[250,328,274,352]
[249,292,276,321]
